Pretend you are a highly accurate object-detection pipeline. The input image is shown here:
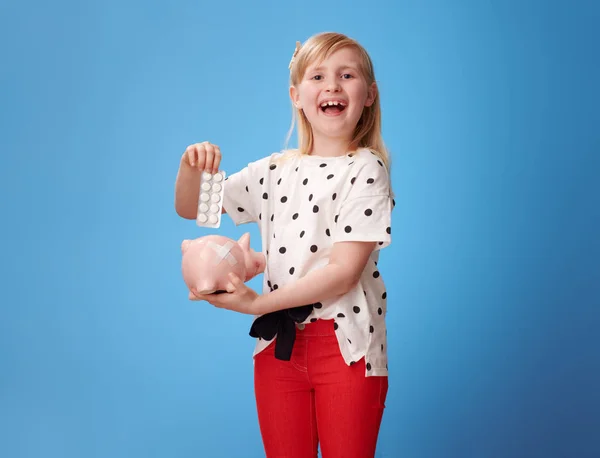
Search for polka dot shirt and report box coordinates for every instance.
[222,148,394,376]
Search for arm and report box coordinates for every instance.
[254,241,377,315]
[174,156,201,219]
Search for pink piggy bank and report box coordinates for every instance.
[181,232,266,296]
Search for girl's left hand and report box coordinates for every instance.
[189,272,260,315]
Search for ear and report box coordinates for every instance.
[181,240,191,253]
[364,82,377,107]
[237,232,251,251]
[289,85,302,109]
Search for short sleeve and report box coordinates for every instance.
[222,154,274,226]
[332,156,393,249]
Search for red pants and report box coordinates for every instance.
[254,319,388,458]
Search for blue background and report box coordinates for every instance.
[1,0,599,457]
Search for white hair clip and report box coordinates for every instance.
[288,41,302,70]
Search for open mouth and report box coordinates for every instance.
[320,100,347,115]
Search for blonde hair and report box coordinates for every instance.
[284,32,391,172]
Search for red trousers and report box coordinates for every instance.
[254,319,388,458]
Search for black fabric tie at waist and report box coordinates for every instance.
[249,304,314,361]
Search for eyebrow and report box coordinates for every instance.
[309,64,360,72]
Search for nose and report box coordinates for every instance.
[325,79,341,92]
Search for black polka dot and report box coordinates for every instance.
[313,205,319,213]
[277,178,282,185]
[378,307,383,315]
[327,174,334,180]
[273,284,279,290]
[310,318,318,323]
[300,230,305,238]
[293,213,299,220]
[379,241,384,245]
[386,227,391,234]
[289,267,295,275]
[259,213,261,220]
[279,247,286,254]
[337,313,345,318]
[351,177,356,185]
[237,207,245,212]
[281,196,288,203]
[245,186,248,192]
[381,344,384,351]
[262,192,268,199]
[367,178,375,184]
[353,306,360,313]
[309,194,313,201]
[332,193,337,200]
[270,164,276,170]
[273,233,276,238]
[378,160,383,167]
[314,302,322,309]
[320,163,327,168]
[350,361,355,366]
[271,214,274,222]
[310,245,318,253]
[303,178,308,185]
[344,226,352,233]
[325,228,330,236]
[348,161,354,165]
[373,271,380,278]
[370,325,374,333]
[365,209,373,216]
[333,322,338,330]
[260,178,264,185]
[348,338,352,344]
[366,363,372,371]
[295,167,299,172]
[392,199,396,207]
[267,281,272,288]
[382,292,387,299]
[348,153,354,157]
[334,215,339,223]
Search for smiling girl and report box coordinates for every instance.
[175,32,394,458]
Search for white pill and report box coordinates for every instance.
[199,203,209,213]
[213,173,223,182]
[201,182,211,191]
[200,193,210,202]
[209,214,218,224]
[211,193,221,203]
[210,203,220,213]
[202,172,212,180]
[197,213,208,223]
[212,183,222,192]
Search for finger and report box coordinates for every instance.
[228,272,244,287]
[184,146,195,167]
[204,143,215,172]
[189,290,202,301]
[225,281,236,293]
[212,146,221,174]
[195,144,206,171]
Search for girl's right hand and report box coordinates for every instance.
[181,141,222,174]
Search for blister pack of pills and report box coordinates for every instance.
[196,170,226,228]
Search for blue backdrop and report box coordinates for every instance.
[1,1,598,457]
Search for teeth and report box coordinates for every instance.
[320,101,346,107]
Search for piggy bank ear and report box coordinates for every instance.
[181,240,191,253]
[237,232,251,251]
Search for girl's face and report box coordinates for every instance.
[290,46,377,147]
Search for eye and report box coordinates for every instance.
[342,73,354,79]
[311,75,323,80]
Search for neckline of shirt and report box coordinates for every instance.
[293,148,369,165]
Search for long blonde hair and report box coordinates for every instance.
[284,32,391,172]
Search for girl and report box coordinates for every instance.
[175,32,393,458]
